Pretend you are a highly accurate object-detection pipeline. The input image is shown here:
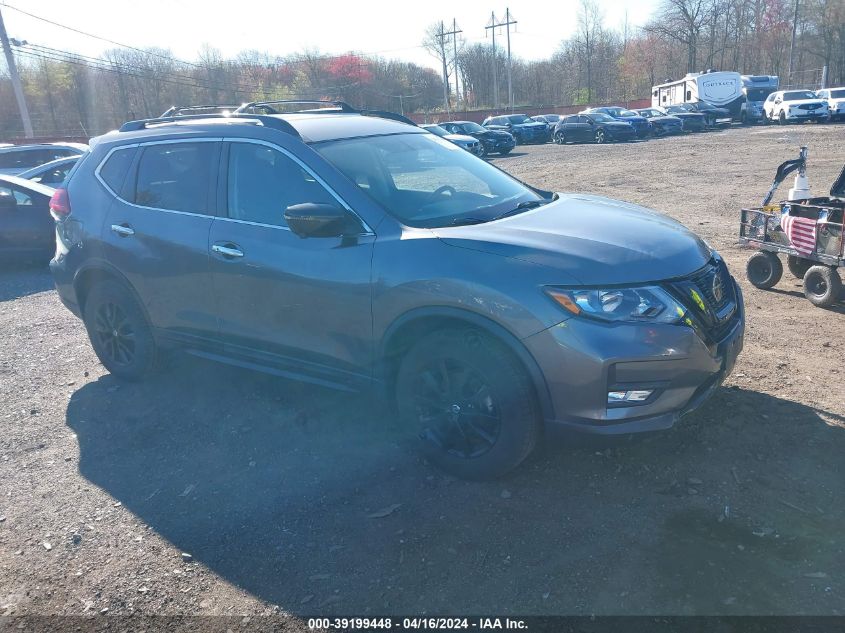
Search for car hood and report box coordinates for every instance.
[650,115,682,123]
[785,99,827,107]
[672,112,704,119]
[618,116,647,123]
[432,193,712,285]
[603,121,635,129]
[513,122,547,129]
[444,133,478,143]
[478,130,513,139]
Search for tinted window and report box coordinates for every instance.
[99,147,137,195]
[135,143,214,213]
[0,184,38,206]
[227,142,337,228]
[31,164,73,185]
[0,150,45,170]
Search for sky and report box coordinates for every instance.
[1,0,658,71]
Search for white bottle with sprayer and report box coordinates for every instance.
[787,146,811,201]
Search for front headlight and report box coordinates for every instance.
[545,286,687,324]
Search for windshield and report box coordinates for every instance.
[618,110,639,117]
[831,89,845,99]
[460,122,486,133]
[746,88,774,101]
[424,125,449,137]
[586,113,615,123]
[665,105,686,113]
[783,91,817,101]
[508,115,531,124]
[315,133,542,228]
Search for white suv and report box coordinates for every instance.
[763,90,829,124]
[816,87,845,122]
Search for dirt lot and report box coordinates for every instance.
[1,123,843,622]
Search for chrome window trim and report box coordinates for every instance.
[222,137,374,235]
[94,138,222,218]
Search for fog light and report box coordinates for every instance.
[607,389,654,404]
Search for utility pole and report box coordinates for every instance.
[486,10,517,112]
[485,12,499,110]
[438,22,450,115]
[452,18,462,107]
[504,8,516,112]
[787,0,800,88]
[437,21,462,116]
[0,8,33,138]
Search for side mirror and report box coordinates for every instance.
[284,202,360,238]
[0,192,17,212]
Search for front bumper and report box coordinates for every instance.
[524,281,745,434]
[785,109,828,120]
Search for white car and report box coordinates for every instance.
[0,143,88,176]
[763,90,829,124]
[816,87,845,122]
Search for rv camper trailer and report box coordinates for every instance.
[652,71,744,119]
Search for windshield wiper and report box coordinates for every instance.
[449,217,488,226]
[490,199,550,221]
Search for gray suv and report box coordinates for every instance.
[49,101,744,479]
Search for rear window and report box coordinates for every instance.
[98,147,136,194]
[133,142,215,214]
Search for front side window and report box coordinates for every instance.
[830,89,845,99]
[0,150,44,170]
[227,142,337,228]
[134,142,214,213]
[315,133,542,229]
[0,184,35,206]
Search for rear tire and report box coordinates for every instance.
[395,328,540,480]
[746,251,783,289]
[594,129,606,144]
[786,255,813,279]
[83,280,158,380]
[803,266,842,308]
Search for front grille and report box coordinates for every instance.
[798,104,821,110]
[670,259,738,342]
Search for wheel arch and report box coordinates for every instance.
[377,306,555,423]
[72,261,152,326]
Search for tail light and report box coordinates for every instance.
[49,187,71,219]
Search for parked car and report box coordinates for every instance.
[583,107,650,138]
[482,114,550,144]
[0,174,56,263]
[50,102,744,479]
[531,114,562,129]
[420,124,483,156]
[439,120,516,156]
[553,113,636,144]
[763,90,829,125]
[18,156,80,186]
[634,108,684,136]
[680,101,732,128]
[659,105,707,132]
[0,143,87,176]
[815,87,845,122]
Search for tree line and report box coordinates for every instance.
[1,0,841,138]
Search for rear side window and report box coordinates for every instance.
[226,142,337,227]
[0,150,43,170]
[134,143,214,213]
[98,147,136,194]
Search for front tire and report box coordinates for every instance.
[779,111,787,125]
[83,280,158,380]
[395,328,540,480]
[803,266,842,308]
[746,251,783,289]
[553,130,566,144]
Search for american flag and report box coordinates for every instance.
[781,213,817,255]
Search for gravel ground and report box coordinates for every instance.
[0,123,843,624]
